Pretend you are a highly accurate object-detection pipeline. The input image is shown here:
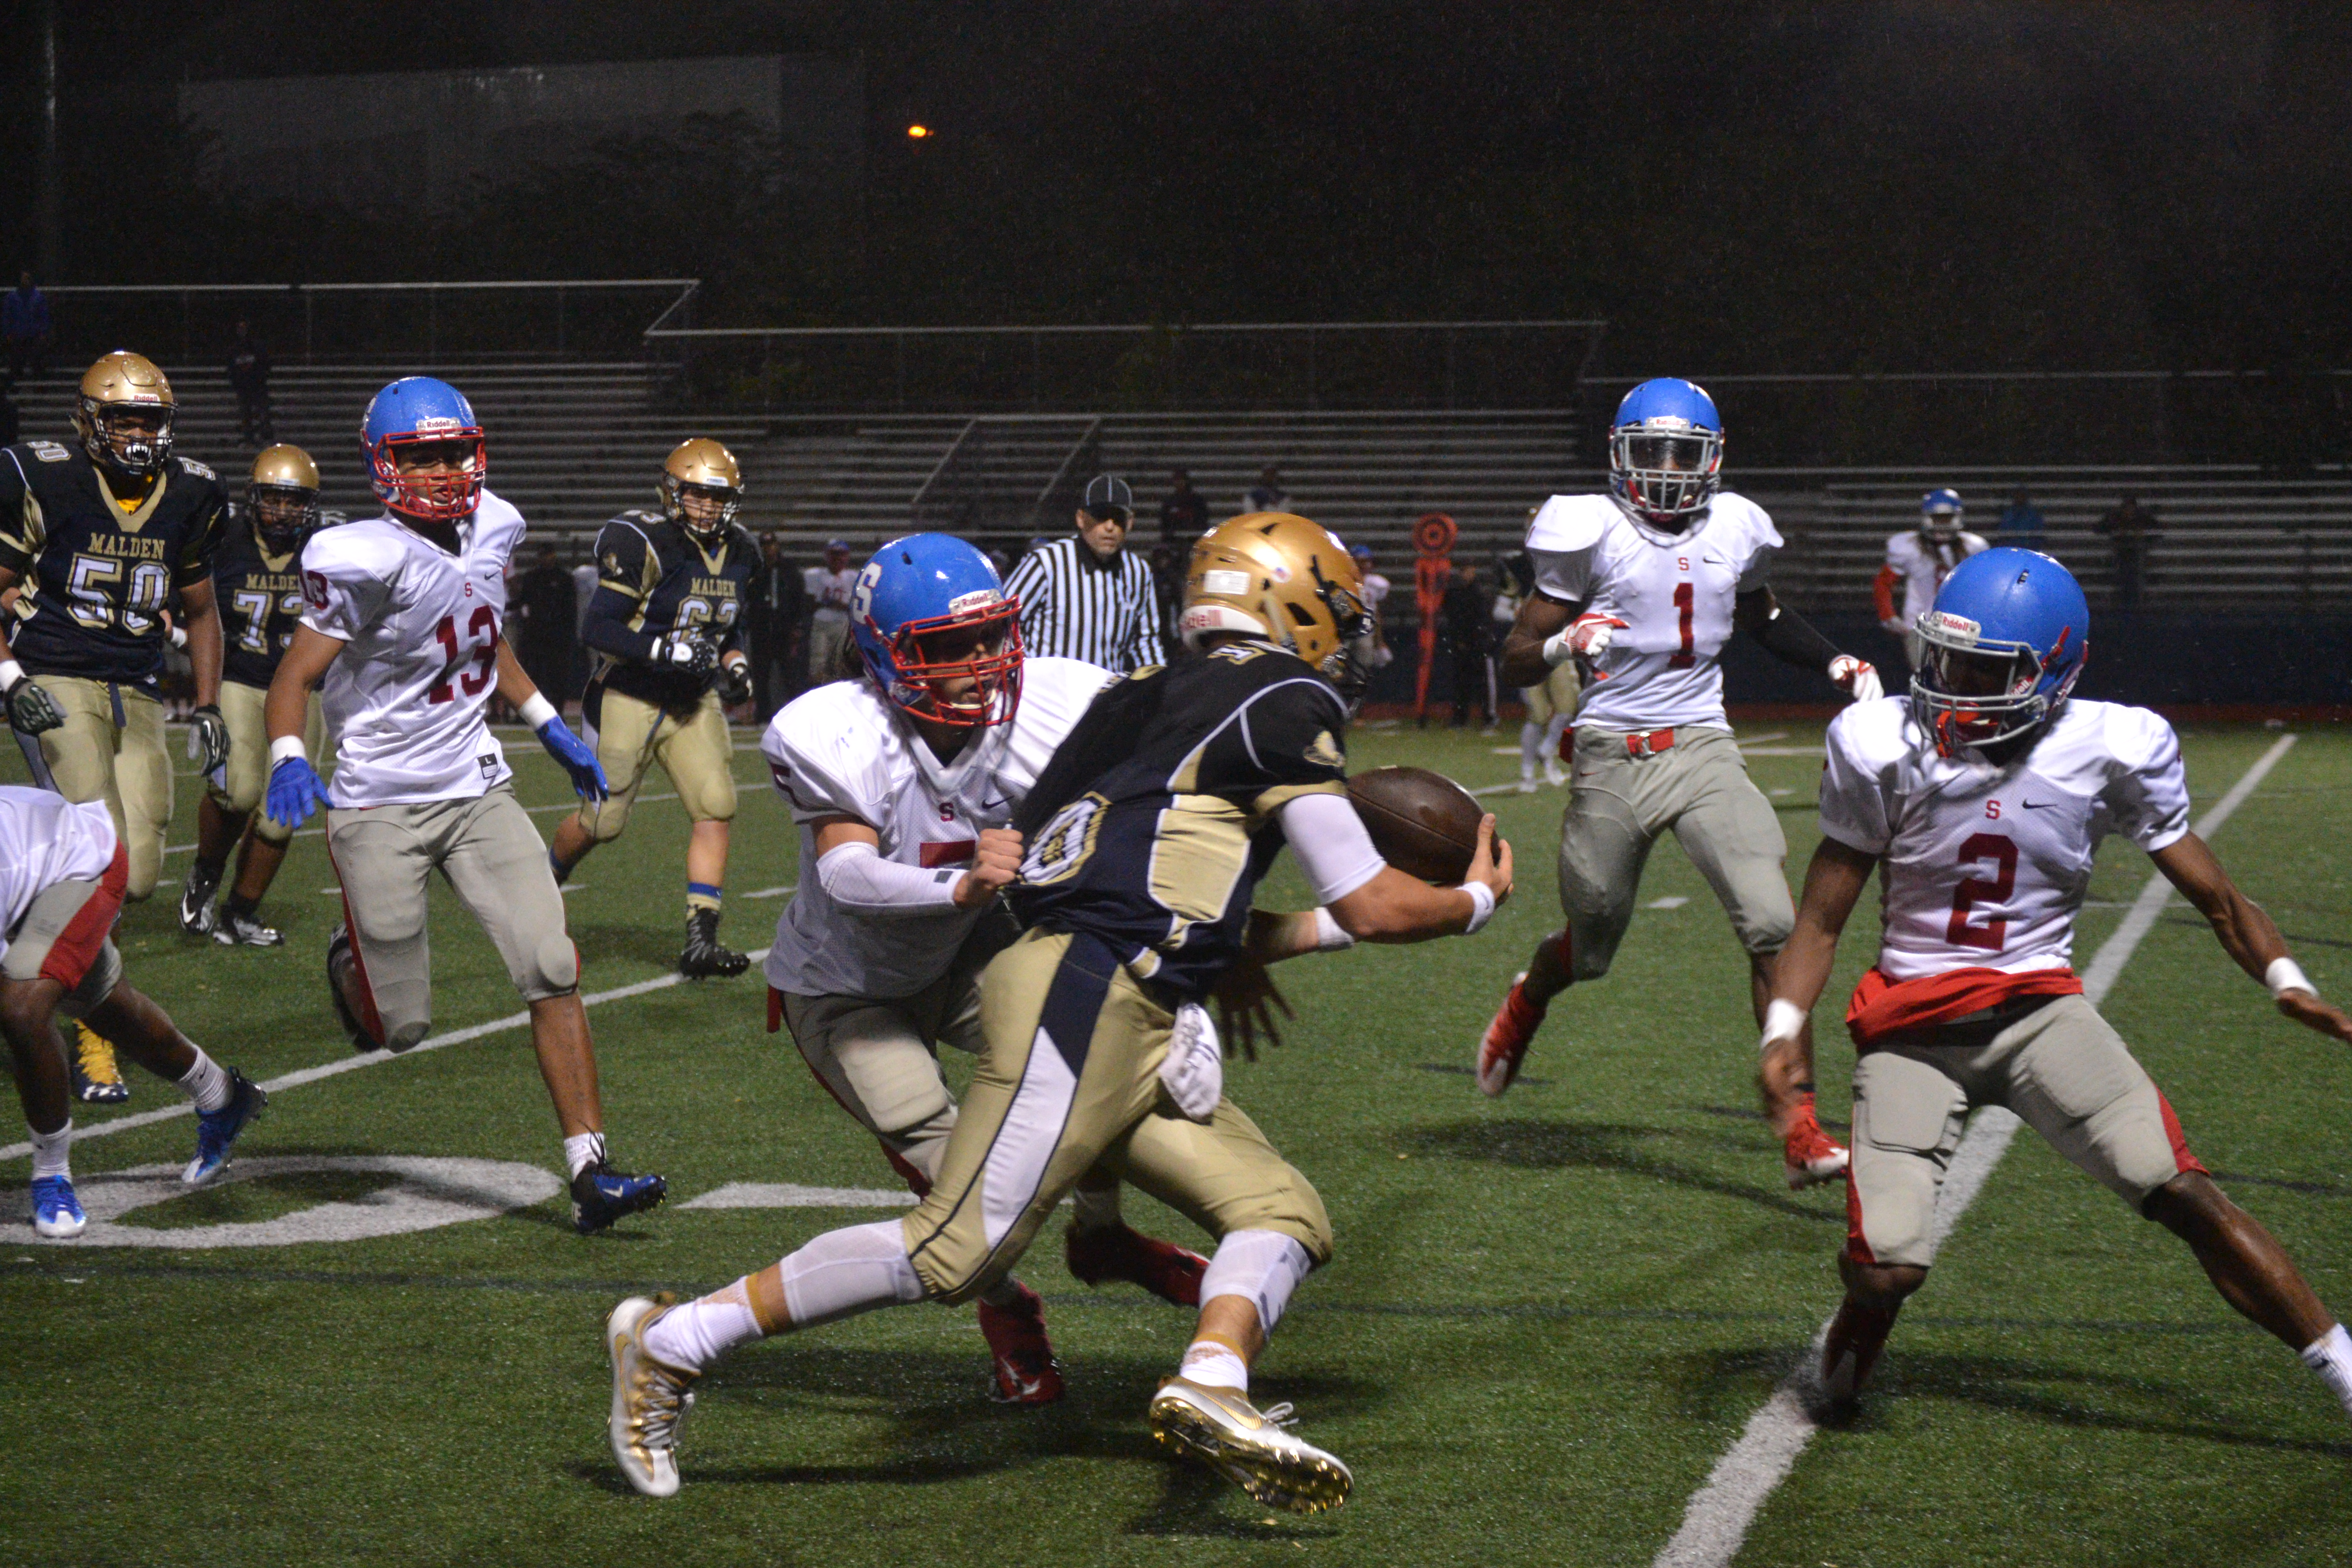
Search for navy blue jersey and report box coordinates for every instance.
[581,509,755,718]
[212,505,313,689]
[0,441,227,689]
[1009,641,1352,997]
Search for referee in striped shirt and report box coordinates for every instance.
[1003,474,1169,673]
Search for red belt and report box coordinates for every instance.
[1623,727,1676,758]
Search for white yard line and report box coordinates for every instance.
[0,942,782,1164]
[1651,732,2300,1568]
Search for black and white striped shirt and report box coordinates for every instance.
[1002,536,1168,673]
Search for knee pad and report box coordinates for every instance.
[519,935,579,999]
[1736,904,1796,960]
[1199,1230,1318,1333]
[251,813,294,848]
[580,795,631,844]
[780,1219,931,1326]
[385,1017,432,1052]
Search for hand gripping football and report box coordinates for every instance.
[1345,766,1492,884]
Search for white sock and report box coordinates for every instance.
[562,1131,606,1180]
[1544,714,1570,758]
[1199,1229,1315,1335]
[1180,1341,1250,1393]
[2300,1322,2352,1415]
[778,1218,925,1329]
[644,1282,763,1374]
[176,1049,231,1114]
[1070,1183,1123,1234]
[28,1122,70,1181]
[1520,721,1542,780]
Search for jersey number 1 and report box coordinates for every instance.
[430,606,498,704]
[1669,582,1696,669]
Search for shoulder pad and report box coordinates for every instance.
[27,439,71,464]
[175,456,217,480]
[1825,697,1914,773]
[616,508,666,527]
[1526,494,1612,554]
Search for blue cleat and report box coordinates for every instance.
[32,1174,86,1239]
[572,1164,667,1235]
[182,1069,267,1186]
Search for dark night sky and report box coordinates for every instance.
[2,1,2343,374]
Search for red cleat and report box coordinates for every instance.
[1782,1097,1851,1190]
[1065,1220,1209,1307]
[1476,972,1546,1097]
[1819,1297,1901,1406]
[976,1280,1064,1406]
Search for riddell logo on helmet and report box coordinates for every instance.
[947,589,1000,616]
[411,416,462,434]
[1922,610,1981,644]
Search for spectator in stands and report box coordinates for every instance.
[745,533,807,720]
[1245,464,1290,514]
[1438,559,1497,731]
[1998,487,2046,544]
[226,320,273,448]
[804,538,859,685]
[1159,467,1212,542]
[1147,538,1186,635]
[3,272,52,381]
[509,543,580,709]
[2095,496,2159,610]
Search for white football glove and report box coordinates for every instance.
[1878,616,1906,636]
[1829,655,1882,703]
[1541,612,1630,670]
[1159,1001,1223,1123]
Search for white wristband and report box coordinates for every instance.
[1761,998,1807,1049]
[268,734,309,767]
[1311,905,1355,951]
[0,658,21,689]
[2266,956,2316,1000]
[1459,881,1496,935]
[518,692,559,730]
[1540,627,1577,668]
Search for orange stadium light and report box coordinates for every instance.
[906,124,932,139]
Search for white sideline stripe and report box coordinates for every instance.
[679,1182,915,1210]
[0,942,782,1164]
[1651,732,2299,1568]
[160,791,687,857]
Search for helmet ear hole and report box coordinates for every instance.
[1285,602,1316,627]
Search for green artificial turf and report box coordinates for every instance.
[1,718,2345,1567]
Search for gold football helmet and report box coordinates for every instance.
[75,351,176,478]
[659,437,743,544]
[1181,511,1371,692]
[249,444,323,553]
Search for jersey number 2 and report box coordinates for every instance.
[1946,832,2017,951]
[430,606,498,704]
[1669,582,1696,669]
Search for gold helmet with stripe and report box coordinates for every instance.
[248,444,323,554]
[1181,511,1373,693]
[659,436,743,545]
[74,350,176,478]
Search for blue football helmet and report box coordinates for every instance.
[1910,547,2089,757]
[1920,487,1964,543]
[1608,378,1723,535]
[361,377,485,522]
[848,533,1024,727]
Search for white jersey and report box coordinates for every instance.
[1818,697,2190,981]
[1525,491,1781,732]
[300,492,528,808]
[804,565,856,616]
[1883,530,1988,624]
[0,787,117,971]
[761,656,1115,1000]
[1360,572,1392,610]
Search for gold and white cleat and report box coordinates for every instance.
[607,1295,698,1498]
[1147,1377,1353,1515]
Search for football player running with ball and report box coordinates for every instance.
[1,785,265,1238]
[1769,548,2352,1421]
[549,438,758,979]
[262,377,665,1234]
[756,532,1208,1405]
[604,514,1511,1511]
[1479,379,1880,1188]
[178,445,333,945]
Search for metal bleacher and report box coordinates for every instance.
[10,357,2342,609]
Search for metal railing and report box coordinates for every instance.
[35,279,700,365]
[648,318,1610,414]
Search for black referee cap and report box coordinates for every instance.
[1081,474,1134,519]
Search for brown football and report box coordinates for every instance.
[1345,766,1490,884]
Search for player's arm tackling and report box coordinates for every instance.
[2151,832,2352,1043]
[809,816,1022,914]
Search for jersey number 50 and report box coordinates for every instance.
[430,606,498,704]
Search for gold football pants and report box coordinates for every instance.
[27,674,170,900]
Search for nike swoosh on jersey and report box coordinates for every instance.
[2022,799,2060,810]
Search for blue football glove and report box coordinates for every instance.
[537,717,607,800]
[266,755,330,830]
